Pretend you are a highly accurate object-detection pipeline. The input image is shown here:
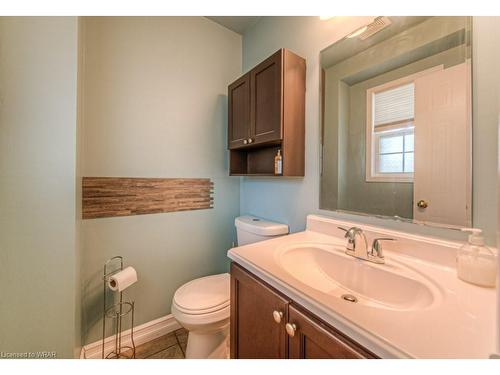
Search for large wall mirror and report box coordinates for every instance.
[320,16,472,228]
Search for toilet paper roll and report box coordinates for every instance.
[107,266,138,292]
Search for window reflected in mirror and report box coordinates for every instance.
[320,16,472,228]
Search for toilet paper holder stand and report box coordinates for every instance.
[102,256,136,359]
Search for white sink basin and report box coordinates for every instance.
[276,243,442,311]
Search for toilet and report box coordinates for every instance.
[171,215,288,359]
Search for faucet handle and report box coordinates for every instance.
[337,226,352,239]
[338,226,362,237]
[338,227,359,244]
[370,238,395,258]
[338,227,357,253]
[338,227,366,254]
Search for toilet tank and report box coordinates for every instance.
[235,216,289,246]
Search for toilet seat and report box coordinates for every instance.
[172,273,230,316]
[172,302,229,328]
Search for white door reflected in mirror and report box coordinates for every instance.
[413,62,471,227]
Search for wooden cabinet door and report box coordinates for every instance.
[228,73,250,149]
[230,263,289,359]
[287,305,374,359]
[250,49,283,145]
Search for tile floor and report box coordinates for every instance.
[125,328,187,359]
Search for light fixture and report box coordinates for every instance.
[346,25,368,38]
[344,17,392,40]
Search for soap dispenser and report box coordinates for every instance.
[456,228,497,288]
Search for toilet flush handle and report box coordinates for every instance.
[272,310,283,324]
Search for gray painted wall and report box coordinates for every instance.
[241,16,498,245]
[0,17,79,358]
[79,17,242,344]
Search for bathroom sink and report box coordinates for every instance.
[275,244,441,311]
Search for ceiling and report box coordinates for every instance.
[206,16,262,35]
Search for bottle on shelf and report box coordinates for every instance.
[274,149,283,175]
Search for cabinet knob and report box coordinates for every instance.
[243,139,248,145]
[417,200,428,209]
[248,138,253,144]
[272,310,283,324]
[285,323,297,337]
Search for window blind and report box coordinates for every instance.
[373,83,414,131]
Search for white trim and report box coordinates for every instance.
[365,65,444,183]
[79,314,181,359]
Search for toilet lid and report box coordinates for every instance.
[173,273,230,314]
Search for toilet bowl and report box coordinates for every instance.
[171,273,230,359]
[171,216,288,359]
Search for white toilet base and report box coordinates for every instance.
[185,325,230,359]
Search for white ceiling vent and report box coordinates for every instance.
[358,16,392,40]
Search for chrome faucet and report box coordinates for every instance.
[338,227,394,264]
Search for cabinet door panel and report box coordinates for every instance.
[228,73,250,149]
[231,263,289,359]
[288,305,373,359]
[250,50,283,144]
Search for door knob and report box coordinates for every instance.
[272,310,283,324]
[248,138,253,144]
[243,139,248,145]
[417,200,428,209]
[285,323,297,337]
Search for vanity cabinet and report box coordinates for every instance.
[230,261,289,358]
[228,48,305,176]
[230,263,377,359]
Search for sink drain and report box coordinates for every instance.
[341,294,358,303]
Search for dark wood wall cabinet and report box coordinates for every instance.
[230,263,378,359]
[228,48,306,176]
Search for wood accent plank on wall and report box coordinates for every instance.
[82,177,214,219]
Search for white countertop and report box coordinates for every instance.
[227,215,497,358]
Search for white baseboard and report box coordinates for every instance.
[80,314,181,359]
